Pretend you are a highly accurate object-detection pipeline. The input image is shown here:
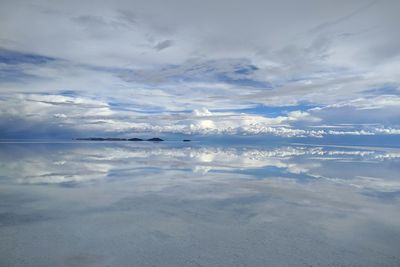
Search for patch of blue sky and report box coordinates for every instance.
[58,90,79,97]
[233,64,258,75]
[0,48,55,65]
[364,84,399,95]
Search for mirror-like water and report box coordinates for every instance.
[1,142,400,266]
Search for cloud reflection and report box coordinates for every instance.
[1,143,399,194]
[1,143,400,266]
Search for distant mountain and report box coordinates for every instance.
[147,138,164,142]
[128,138,144,141]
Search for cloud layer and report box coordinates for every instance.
[0,0,399,138]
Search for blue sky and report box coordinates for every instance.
[0,0,399,139]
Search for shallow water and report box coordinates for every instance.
[0,142,400,266]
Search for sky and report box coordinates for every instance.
[0,0,399,139]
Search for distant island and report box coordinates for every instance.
[75,137,164,142]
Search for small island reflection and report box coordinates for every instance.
[75,137,166,142]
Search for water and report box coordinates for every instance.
[0,142,400,266]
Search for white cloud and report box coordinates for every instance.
[53,113,67,118]
[1,93,400,137]
[0,0,400,137]
[327,95,400,110]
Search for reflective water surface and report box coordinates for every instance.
[1,142,400,266]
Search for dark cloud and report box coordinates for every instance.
[153,40,174,51]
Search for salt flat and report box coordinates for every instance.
[0,142,399,266]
